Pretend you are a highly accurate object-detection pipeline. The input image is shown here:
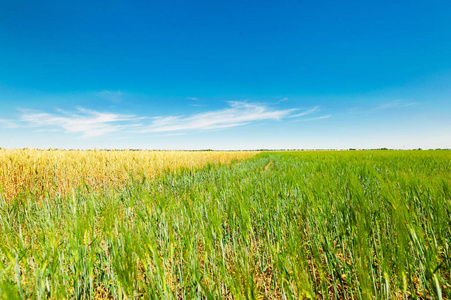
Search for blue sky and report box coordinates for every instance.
[1,0,450,149]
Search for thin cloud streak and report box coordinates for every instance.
[20,107,139,137]
[275,97,289,104]
[289,106,319,118]
[372,100,417,111]
[296,115,332,122]
[141,101,298,133]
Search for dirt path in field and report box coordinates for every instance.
[264,158,273,171]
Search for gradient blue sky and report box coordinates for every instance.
[1,0,450,149]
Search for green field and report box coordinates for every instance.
[1,151,450,299]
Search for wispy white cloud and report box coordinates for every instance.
[141,101,299,133]
[14,101,329,137]
[0,118,19,128]
[372,100,417,111]
[98,90,124,103]
[19,106,139,137]
[297,114,332,122]
[275,97,289,104]
[289,106,320,118]
[348,100,418,114]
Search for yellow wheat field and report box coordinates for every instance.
[0,148,257,202]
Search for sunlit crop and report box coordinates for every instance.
[0,148,256,202]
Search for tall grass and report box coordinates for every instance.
[0,150,450,299]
